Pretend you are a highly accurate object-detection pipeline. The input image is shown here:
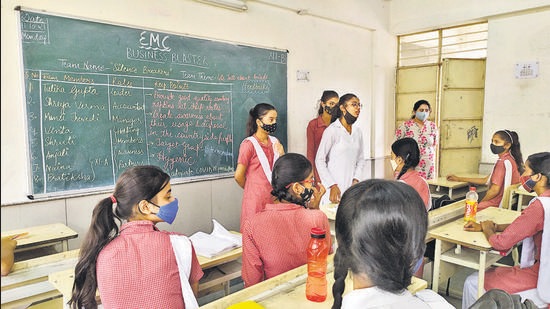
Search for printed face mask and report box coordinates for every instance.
[490,143,505,155]
[300,185,314,203]
[415,111,429,121]
[519,175,537,193]
[151,198,179,224]
[343,110,357,125]
[261,122,278,134]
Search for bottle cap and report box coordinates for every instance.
[310,227,326,238]
[470,186,476,191]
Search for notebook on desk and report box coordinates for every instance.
[189,219,242,259]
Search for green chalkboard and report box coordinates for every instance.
[19,10,287,197]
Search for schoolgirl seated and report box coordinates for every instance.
[332,179,453,309]
[447,129,523,210]
[241,153,331,287]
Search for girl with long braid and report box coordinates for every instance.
[241,153,331,287]
[391,137,432,210]
[447,129,524,210]
[331,180,453,309]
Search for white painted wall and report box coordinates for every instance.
[1,0,394,248]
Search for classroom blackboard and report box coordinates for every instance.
[18,10,288,197]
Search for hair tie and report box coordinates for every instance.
[110,195,117,204]
[504,130,514,144]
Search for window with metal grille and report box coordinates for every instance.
[398,22,488,67]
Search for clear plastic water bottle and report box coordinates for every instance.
[464,186,479,222]
[306,227,329,302]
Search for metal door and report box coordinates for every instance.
[439,58,486,177]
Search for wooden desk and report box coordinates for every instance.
[1,223,78,253]
[508,187,537,212]
[200,254,427,308]
[49,239,243,308]
[427,174,487,200]
[429,207,520,299]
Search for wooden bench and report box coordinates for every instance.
[1,223,78,253]
[1,249,79,309]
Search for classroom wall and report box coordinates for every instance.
[1,0,395,248]
[390,0,550,170]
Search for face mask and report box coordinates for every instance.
[261,122,277,134]
[151,198,179,224]
[413,257,423,274]
[343,110,357,125]
[490,143,505,155]
[519,175,537,193]
[415,111,429,122]
[324,105,334,114]
[300,185,314,203]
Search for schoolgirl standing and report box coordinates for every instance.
[234,103,284,231]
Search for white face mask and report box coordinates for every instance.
[390,159,398,171]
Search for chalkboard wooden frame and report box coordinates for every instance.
[18,9,288,198]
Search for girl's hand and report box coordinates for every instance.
[447,174,459,181]
[307,183,326,209]
[463,221,482,232]
[329,185,341,204]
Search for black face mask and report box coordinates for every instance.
[324,105,334,114]
[261,122,277,134]
[300,185,314,203]
[343,110,357,125]
[490,143,505,155]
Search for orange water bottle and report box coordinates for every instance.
[306,227,329,302]
[464,186,479,222]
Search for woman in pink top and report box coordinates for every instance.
[69,166,203,309]
[242,153,331,287]
[306,90,339,183]
[447,129,524,210]
[391,137,431,210]
[462,152,550,309]
[395,100,439,180]
[235,103,285,231]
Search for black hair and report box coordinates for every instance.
[69,165,170,309]
[271,153,312,207]
[391,138,421,180]
[526,152,550,187]
[246,103,276,137]
[331,93,358,123]
[317,90,339,115]
[494,129,524,174]
[410,99,431,119]
[331,179,427,309]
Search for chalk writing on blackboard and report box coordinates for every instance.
[19,10,287,197]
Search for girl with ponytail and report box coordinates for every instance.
[447,129,523,210]
[235,103,285,232]
[391,138,432,210]
[241,153,331,287]
[69,165,203,309]
[332,180,452,309]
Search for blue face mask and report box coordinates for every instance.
[415,111,429,121]
[150,198,179,224]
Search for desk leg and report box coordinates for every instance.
[518,195,524,212]
[477,251,487,298]
[62,240,69,252]
[432,239,442,293]
[449,188,453,200]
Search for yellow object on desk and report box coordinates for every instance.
[429,207,520,299]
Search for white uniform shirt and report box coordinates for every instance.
[315,119,365,206]
[342,286,454,309]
